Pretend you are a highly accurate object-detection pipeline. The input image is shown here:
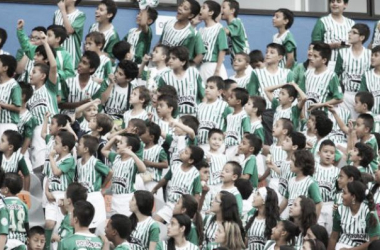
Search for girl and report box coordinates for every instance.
[334,166,362,209]
[245,187,279,250]
[202,191,244,250]
[215,221,245,250]
[263,220,299,250]
[303,239,326,250]
[129,190,160,250]
[329,181,380,250]
[156,214,198,250]
[304,225,328,249]
[172,194,203,246]
[289,196,317,250]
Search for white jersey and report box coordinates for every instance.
[229,73,251,89]
[246,218,266,250]
[269,144,287,179]
[93,54,112,81]
[206,151,227,186]
[123,110,148,128]
[328,106,350,145]
[361,69,380,115]
[144,66,170,92]
[198,23,225,62]
[130,216,160,250]
[224,110,251,147]
[313,163,340,202]
[160,18,194,47]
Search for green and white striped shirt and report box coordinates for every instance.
[143,145,167,182]
[43,135,55,177]
[104,83,134,120]
[93,54,113,82]
[360,69,380,115]
[272,98,301,131]
[207,152,227,186]
[123,110,148,129]
[202,216,219,250]
[77,156,110,193]
[363,135,379,174]
[0,78,21,124]
[226,18,250,59]
[1,149,29,176]
[328,106,350,144]
[156,241,198,250]
[48,155,76,192]
[142,67,170,92]
[130,217,160,250]
[225,110,251,147]
[199,23,228,62]
[313,163,340,202]
[109,152,138,194]
[59,233,103,250]
[247,218,266,250]
[273,30,297,69]
[17,110,37,140]
[251,120,265,143]
[229,73,251,89]
[285,176,322,208]
[123,27,152,65]
[278,160,293,197]
[269,144,287,179]
[5,197,28,244]
[160,19,196,48]
[89,23,120,59]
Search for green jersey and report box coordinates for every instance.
[360,69,380,115]
[1,150,29,176]
[328,106,350,144]
[269,144,287,179]
[58,214,73,242]
[115,242,131,250]
[89,23,120,59]
[158,67,204,116]
[293,62,307,85]
[225,110,251,147]
[335,47,371,92]
[0,198,9,237]
[273,30,297,69]
[311,14,355,61]
[246,217,266,250]
[285,176,322,208]
[278,160,293,197]
[143,145,167,182]
[130,216,160,250]
[93,55,113,82]
[363,135,379,173]
[242,155,258,188]
[226,18,250,59]
[229,73,252,89]
[372,21,380,48]
[77,156,110,193]
[54,9,86,68]
[187,222,198,246]
[313,164,340,202]
[104,82,134,120]
[123,27,152,64]
[109,152,138,194]
[17,110,37,140]
[333,202,380,247]
[197,99,232,145]
[123,110,148,129]
[59,233,103,250]
[48,155,76,192]
[250,120,265,144]
[190,30,206,62]
[199,23,228,62]
[156,241,198,250]
[164,163,202,204]
[202,216,219,250]
[43,135,55,177]
[159,19,197,52]
[272,98,301,130]
[5,197,28,243]
[0,79,21,124]
[207,152,227,186]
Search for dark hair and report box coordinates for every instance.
[180,115,199,136]
[112,41,131,61]
[146,122,161,144]
[146,7,158,24]
[2,130,23,152]
[289,132,306,150]
[319,139,335,151]
[281,84,297,102]
[313,43,331,65]
[154,44,170,63]
[52,114,70,127]
[33,63,50,81]
[204,1,221,21]
[57,130,76,151]
[314,112,333,137]
[246,187,279,239]
[169,46,190,70]
[275,8,294,29]
[294,149,315,176]
[249,50,264,64]
[129,118,147,136]
[188,146,204,167]
[110,214,132,240]
[2,173,23,195]
[361,172,374,186]
[250,96,266,116]
[235,179,253,199]
[0,168,5,189]
[167,214,192,250]
[208,128,224,139]
[82,51,100,75]
[354,142,375,168]
[47,25,67,45]
[232,87,249,106]
[130,190,154,232]
[226,161,242,178]
[340,165,362,192]
[234,52,250,63]
[35,44,57,63]
[135,86,151,108]
[207,76,225,90]
[372,45,380,54]
[357,113,374,132]
[157,94,178,116]
[309,224,329,248]
[66,182,88,205]
[281,220,299,245]
[195,160,209,171]
[81,135,99,156]
[124,133,141,153]
[95,113,113,136]
[355,91,374,111]
[267,43,286,56]
[186,0,201,20]
[28,226,45,238]
[0,55,17,77]
[118,60,139,80]
[157,85,178,98]
[352,23,371,43]
[73,201,95,227]
[218,191,244,237]
[296,196,317,235]
[369,239,380,250]
[280,246,296,250]
[181,194,203,244]
[0,28,7,49]
[223,0,239,17]
[304,239,326,250]
[86,31,106,50]
[244,134,262,155]
[100,0,118,22]
[278,118,294,136]
[32,26,47,34]
[20,81,34,102]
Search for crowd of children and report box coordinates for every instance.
[0,0,380,249]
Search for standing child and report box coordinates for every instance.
[155,94,177,144]
[104,214,132,250]
[249,50,265,69]
[229,53,251,89]
[244,95,265,143]
[123,86,150,128]
[238,134,262,189]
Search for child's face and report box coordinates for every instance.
[354,118,368,139]
[270,222,284,241]
[54,136,64,154]
[337,169,350,189]
[272,11,287,28]
[88,116,98,131]
[210,193,222,213]
[84,37,101,52]
[319,145,335,166]
[27,233,46,250]
[49,118,60,136]
[199,4,211,21]
[209,132,224,151]
[371,51,380,68]
[0,135,10,152]
[238,137,252,155]
[232,54,249,72]
[104,219,115,242]
[281,136,294,152]
[115,67,127,84]
[272,120,285,138]
[167,218,183,237]
[354,96,367,113]
[152,47,165,63]
[151,92,158,108]
[278,89,293,105]
[310,50,326,68]
[95,3,111,23]
[116,136,128,154]
[224,83,237,101]
[29,66,46,85]
[220,163,236,183]
[190,14,201,27]
[140,129,151,145]
[130,88,141,105]
[30,30,44,46]
[205,81,220,100]
[156,100,172,118]
[129,194,138,213]
[348,146,361,164]
[177,1,193,21]
[348,28,362,45]
[76,138,86,157]
[0,60,8,75]
[179,147,192,163]
[173,197,184,215]
[137,9,151,26]
[84,105,98,123]
[330,0,347,15]
[289,197,302,218]
[307,44,315,60]
[199,167,210,182]
[46,30,59,47]
[244,98,255,115]
[214,223,226,244]
[252,190,265,208]
[168,53,184,71]
[221,1,233,20]
[307,115,316,131]
[227,92,239,107]
[33,52,46,65]
[77,56,93,75]
[265,47,281,65]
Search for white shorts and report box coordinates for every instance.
[340,92,357,119]
[200,62,228,84]
[156,202,175,223]
[45,191,65,223]
[0,123,17,138]
[30,124,46,169]
[111,193,134,216]
[318,201,333,235]
[87,192,106,230]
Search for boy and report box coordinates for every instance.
[238,134,262,188]
[197,76,232,149]
[335,23,372,118]
[58,201,103,250]
[221,0,250,60]
[0,130,30,191]
[229,53,251,89]
[0,54,21,135]
[123,86,150,128]
[219,161,243,214]
[104,214,132,249]
[101,133,146,216]
[54,0,86,68]
[89,0,120,60]
[0,28,8,55]
[155,94,177,144]
[123,7,158,64]
[27,226,46,250]
[198,161,213,215]
[222,79,237,102]
[272,8,297,69]
[249,50,265,69]
[60,51,101,115]
[88,113,114,164]
[112,41,133,63]
[244,95,265,143]
[2,173,29,249]
[349,142,375,174]
[224,87,251,160]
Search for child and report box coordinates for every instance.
[272,8,297,69]
[102,60,139,120]
[54,0,86,68]
[123,86,150,128]
[244,95,265,143]
[238,134,261,188]
[88,113,114,163]
[198,1,228,82]
[0,54,21,136]
[263,220,299,250]
[224,87,251,160]
[60,51,101,115]
[76,135,113,231]
[189,14,206,67]
[197,76,232,149]
[74,99,101,136]
[123,7,158,64]
[104,214,132,249]
[158,46,204,116]
[0,28,8,55]
[349,142,375,175]
[112,41,133,63]
[89,0,120,59]
[221,0,250,61]
[335,23,371,118]
[219,161,243,215]
[101,133,146,216]
[229,53,251,89]
[0,130,30,190]
[156,94,177,143]
[249,50,265,69]
[58,201,103,250]
[27,226,46,250]
[265,83,306,130]
[152,146,203,223]
[313,140,340,235]
[2,173,29,249]
[197,161,213,215]
[222,78,237,102]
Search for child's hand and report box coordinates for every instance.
[93,98,102,106]
[99,234,109,248]
[17,19,24,30]
[57,0,65,11]
[44,112,51,120]
[49,149,57,158]
[202,184,210,194]
[326,104,336,114]
[142,54,151,63]
[108,74,116,85]
[348,120,355,133]
[51,234,61,243]
[205,154,211,163]
[92,76,104,84]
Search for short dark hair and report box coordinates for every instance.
[288,131,306,150]
[235,178,253,199]
[275,8,294,29]
[28,226,45,238]
[244,134,262,155]
[157,94,178,116]
[226,161,242,178]
[352,23,371,43]
[157,85,177,98]
[52,114,70,127]
[207,76,225,90]
[186,0,201,20]
[112,41,131,62]
[57,130,76,151]
[154,44,170,63]
[35,44,57,63]
[188,146,204,166]
[125,133,141,153]
[208,128,224,139]
[110,214,132,239]
[356,91,374,111]
[357,113,374,132]
[74,0,82,6]
[118,60,139,80]
[223,0,239,17]
[96,113,113,136]
[313,42,332,65]
[314,112,333,137]
[66,182,88,205]
[2,130,22,152]
[81,135,99,156]
[372,45,380,54]
[355,142,375,168]
[129,118,147,136]
[3,173,23,195]
[223,79,237,91]
[32,26,47,34]
[278,118,293,135]
[232,87,249,106]
[0,28,7,49]
[135,86,151,108]
[180,115,200,135]
[20,82,34,102]
[86,31,105,50]
[146,7,158,25]
[100,0,118,22]
[73,201,95,227]
[249,50,264,64]
[204,1,221,21]
[0,55,17,77]
[47,25,67,45]
[195,160,209,171]
[169,46,190,70]
[34,63,50,80]
[294,149,315,176]
[234,52,250,63]
[250,96,266,116]
[281,84,297,102]
[82,51,100,75]
[319,139,335,151]
[267,43,286,56]
[146,122,161,144]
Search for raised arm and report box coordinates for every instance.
[40,32,57,84]
[264,83,286,102]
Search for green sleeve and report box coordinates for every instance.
[242,117,251,133]
[367,211,380,237]
[308,182,322,204]
[149,223,160,243]
[291,105,301,129]
[23,203,29,224]
[227,21,241,37]
[45,135,52,144]
[194,32,206,56]
[18,157,30,176]
[187,226,199,245]
[71,12,86,34]
[136,142,144,160]
[157,77,166,88]
[246,71,259,96]
[11,85,22,107]
[23,117,37,139]
[286,71,294,82]
[235,193,243,215]
[328,75,343,100]
[359,74,369,92]
[59,157,75,174]
[155,242,163,250]
[293,63,303,85]
[283,34,297,53]
[15,49,25,61]
[334,52,343,77]
[164,168,172,181]
[311,18,326,42]
[108,151,118,163]
[17,29,36,59]
[95,160,110,176]
[181,33,195,51]
[192,176,202,195]
[165,134,173,146]
[332,209,342,232]
[45,79,58,94]
[58,51,75,80]
[243,157,258,188]
[299,75,306,92]
[272,98,279,110]
[105,32,120,59]
[159,149,168,162]
[334,149,342,163]
[253,127,265,144]
[135,28,152,64]
[217,28,228,51]
[0,206,8,235]
[222,106,233,131]
[196,74,205,104]
[103,60,113,81]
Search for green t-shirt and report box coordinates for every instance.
[0,198,9,236]
[77,156,110,193]
[226,18,250,58]
[59,233,103,250]
[58,214,73,242]
[242,155,258,188]
[130,216,159,250]
[186,222,198,246]
[5,197,28,243]
[109,152,138,194]
[189,31,206,61]
[0,78,21,124]
[273,30,297,69]
[48,155,76,192]
[123,27,152,64]
[199,23,228,62]
[272,98,301,131]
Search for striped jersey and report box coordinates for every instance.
[104,83,134,120]
[59,233,103,250]
[226,18,250,58]
[143,145,167,182]
[199,23,228,62]
[130,216,160,250]
[89,23,120,58]
[1,150,29,176]
[229,73,251,89]
[156,241,198,250]
[269,144,287,179]
[142,66,170,92]
[5,197,28,243]
[123,110,148,128]
[363,135,379,173]
[48,155,76,192]
[16,53,34,84]
[246,218,266,250]
[225,110,251,147]
[80,118,91,134]
[372,21,380,48]
[360,69,380,115]
[123,27,152,64]
[108,152,138,194]
[76,156,110,193]
[0,78,21,124]
[158,67,204,116]
[369,183,380,206]
[285,176,322,207]
[263,240,276,250]
[328,106,350,144]
[165,163,202,203]
[251,120,265,143]
[202,216,219,250]
[311,14,355,61]
[335,47,371,92]
[55,47,76,81]
[272,98,301,130]
[206,152,227,186]
[273,30,297,69]
[53,9,86,68]
[313,163,340,202]
[93,54,113,82]
[160,19,196,48]
[17,110,37,140]
[278,160,294,197]
[197,99,231,145]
